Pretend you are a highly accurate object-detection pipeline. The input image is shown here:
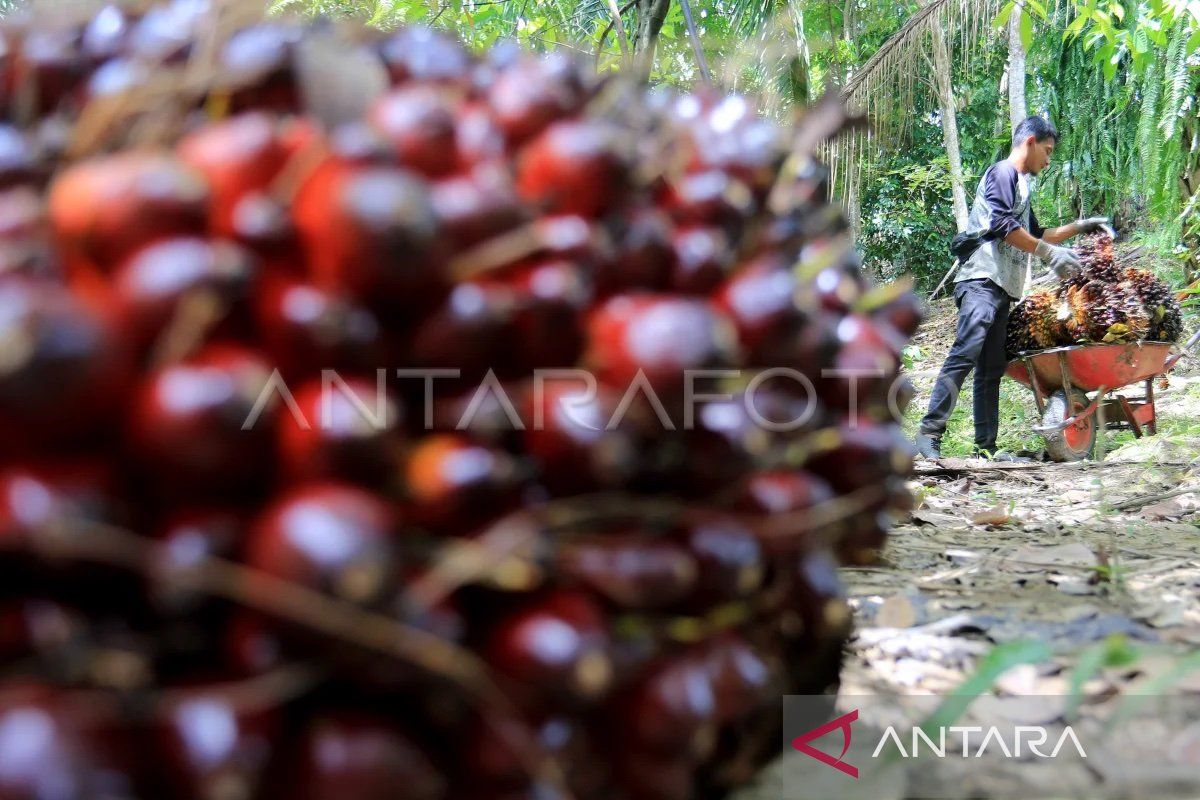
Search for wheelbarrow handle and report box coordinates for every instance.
[1164,327,1200,372]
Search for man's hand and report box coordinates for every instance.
[1035,239,1081,280]
[1074,217,1110,235]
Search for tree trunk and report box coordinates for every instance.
[1007,9,1027,134]
[634,0,671,75]
[929,21,969,232]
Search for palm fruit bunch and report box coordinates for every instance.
[1008,231,1181,353]
[0,4,922,799]
[1006,287,1063,355]
[1123,266,1184,343]
[1073,231,1122,283]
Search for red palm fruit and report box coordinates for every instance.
[219,22,304,113]
[819,313,901,412]
[614,750,694,800]
[0,461,115,543]
[112,237,256,353]
[404,434,523,534]
[516,120,630,218]
[368,86,460,177]
[736,470,835,553]
[702,634,773,722]
[126,344,276,495]
[530,214,615,268]
[695,109,785,193]
[47,152,209,270]
[293,165,445,309]
[244,483,397,605]
[669,226,734,294]
[0,125,43,188]
[803,421,914,495]
[779,550,850,692]
[379,26,473,86]
[223,613,285,676]
[151,509,243,614]
[84,58,151,102]
[157,686,278,800]
[454,102,507,168]
[585,295,739,392]
[712,253,802,361]
[594,206,674,297]
[464,713,604,797]
[126,1,206,63]
[10,27,95,114]
[499,259,590,373]
[674,512,764,606]
[617,652,719,755]
[252,275,387,381]
[430,163,526,250]
[277,377,403,488]
[522,379,636,495]
[81,6,130,59]
[664,169,755,228]
[487,53,590,144]
[837,510,891,566]
[408,283,516,384]
[229,192,300,277]
[177,112,289,236]
[872,290,924,339]
[0,685,138,799]
[0,186,44,245]
[483,589,613,703]
[0,599,86,662]
[555,533,698,610]
[285,714,447,800]
[0,278,128,448]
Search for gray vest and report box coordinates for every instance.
[954,172,1033,300]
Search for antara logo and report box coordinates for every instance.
[791,709,860,778]
[791,709,1088,778]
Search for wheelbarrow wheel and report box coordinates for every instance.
[1041,389,1095,463]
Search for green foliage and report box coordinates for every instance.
[271,0,1199,288]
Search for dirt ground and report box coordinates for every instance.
[732,297,1200,800]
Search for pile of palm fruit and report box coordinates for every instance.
[1007,231,1183,355]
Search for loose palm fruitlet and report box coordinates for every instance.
[1007,231,1182,356]
[0,4,920,799]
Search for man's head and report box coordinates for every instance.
[1011,116,1058,175]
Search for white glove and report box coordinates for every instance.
[1074,217,1110,235]
[1035,239,1081,280]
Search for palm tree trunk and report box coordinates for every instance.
[1007,10,1027,133]
[929,21,969,232]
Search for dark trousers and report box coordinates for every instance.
[919,278,1012,452]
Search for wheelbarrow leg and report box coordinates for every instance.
[1145,378,1157,435]
[1093,392,1107,461]
[1117,395,1143,438]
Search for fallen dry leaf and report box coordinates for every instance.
[970,504,1011,526]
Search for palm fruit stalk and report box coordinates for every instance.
[0,4,924,799]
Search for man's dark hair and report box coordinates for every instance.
[1012,116,1058,146]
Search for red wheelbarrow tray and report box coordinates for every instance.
[1005,341,1177,393]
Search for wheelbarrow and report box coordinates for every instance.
[1005,329,1200,462]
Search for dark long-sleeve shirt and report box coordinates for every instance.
[954,159,1042,300]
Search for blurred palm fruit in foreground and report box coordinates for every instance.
[0,4,921,798]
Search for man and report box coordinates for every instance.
[914,116,1108,460]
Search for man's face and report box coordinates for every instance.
[1027,136,1055,175]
